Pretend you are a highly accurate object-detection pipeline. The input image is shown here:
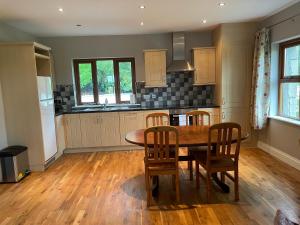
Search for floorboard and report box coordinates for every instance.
[0,148,299,225]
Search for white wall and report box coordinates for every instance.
[39,31,213,85]
[258,2,300,160]
[0,22,36,149]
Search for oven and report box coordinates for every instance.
[169,108,197,126]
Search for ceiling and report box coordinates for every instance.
[0,0,298,37]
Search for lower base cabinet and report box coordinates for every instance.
[64,114,82,148]
[221,107,249,133]
[198,108,220,125]
[55,115,66,156]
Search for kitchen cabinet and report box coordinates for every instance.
[213,23,257,134]
[55,115,66,157]
[99,112,121,146]
[64,114,82,148]
[198,108,220,125]
[144,49,167,87]
[119,111,145,145]
[193,48,216,85]
[80,113,102,148]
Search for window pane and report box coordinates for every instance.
[96,60,116,104]
[78,63,94,103]
[284,45,300,77]
[119,62,133,102]
[281,82,300,119]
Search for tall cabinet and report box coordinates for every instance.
[0,42,54,171]
[213,23,257,133]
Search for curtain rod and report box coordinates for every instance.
[266,12,300,29]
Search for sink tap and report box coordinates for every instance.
[104,98,108,109]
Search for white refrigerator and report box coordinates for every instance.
[37,76,57,162]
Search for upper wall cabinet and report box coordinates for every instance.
[192,47,216,85]
[144,49,167,87]
[34,42,52,77]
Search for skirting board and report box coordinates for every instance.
[64,145,143,154]
[257,141,300,171]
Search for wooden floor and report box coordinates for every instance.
[0,148,299,225]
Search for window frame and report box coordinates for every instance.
[73,57,136,105]
[278,38,300,120]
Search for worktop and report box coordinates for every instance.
[55,105,220,116]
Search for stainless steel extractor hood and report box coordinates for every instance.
[167,32,195,72]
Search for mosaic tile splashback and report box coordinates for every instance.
[54,85,75,111]
[53,71,215,110]
[136,71,214,108]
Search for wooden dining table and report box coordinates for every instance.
[125,125,248,195]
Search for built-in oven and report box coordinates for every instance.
[169,108,197,126]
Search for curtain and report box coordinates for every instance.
[250,28,271,130]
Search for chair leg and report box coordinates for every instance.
[172,174,176,190]
[221,172,225,183]
[234,167,239,201]
[195,160,200,189]
[175,171,180,202]
[145,169,152,207]
[206,172,211,203]
[189,160,193,181]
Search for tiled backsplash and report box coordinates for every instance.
[53,71,215,111]
[136,71,214,108]
[54,85,75,111]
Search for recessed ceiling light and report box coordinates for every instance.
[139,5,145,9]
[140,22,144,26]
[218,2,225,7]
[202,19,207,24]
[58,7,63,12]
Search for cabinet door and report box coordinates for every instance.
[119,111,144,145]
[80,114,102,148]
[222,44,252,108]
[99,112,121,146]
[145,51,167,87]
[55,115,66,156]
[64,114,82,148]
[221,107,249,133]
[193,48,216,85]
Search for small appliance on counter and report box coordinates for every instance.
[0,146,30,183]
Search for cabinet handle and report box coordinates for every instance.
[222,98,225,105]
[222,112,225,119]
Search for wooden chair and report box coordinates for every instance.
[185,110,211,180]
[146,112,170,128]
[194,122,241,202]
[144,126,180,206]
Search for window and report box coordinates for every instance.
[73,58,136,105]
[279,38,300,120]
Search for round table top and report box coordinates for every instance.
[125,126,247,147]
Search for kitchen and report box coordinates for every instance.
[0,1,299,224]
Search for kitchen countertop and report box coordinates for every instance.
[55,105,220,116]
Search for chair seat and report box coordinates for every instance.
[194,151,235,168]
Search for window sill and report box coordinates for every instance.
[268,115,300,127]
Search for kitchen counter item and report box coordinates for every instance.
[0,146,30,183]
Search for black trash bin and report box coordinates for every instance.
[0,146,30,183]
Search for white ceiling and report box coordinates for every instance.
[0,0,298,37]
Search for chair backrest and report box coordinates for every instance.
[186,110,210,126]
[144,126,179,165]
[207,122,241,164]
[146,112,170,128]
